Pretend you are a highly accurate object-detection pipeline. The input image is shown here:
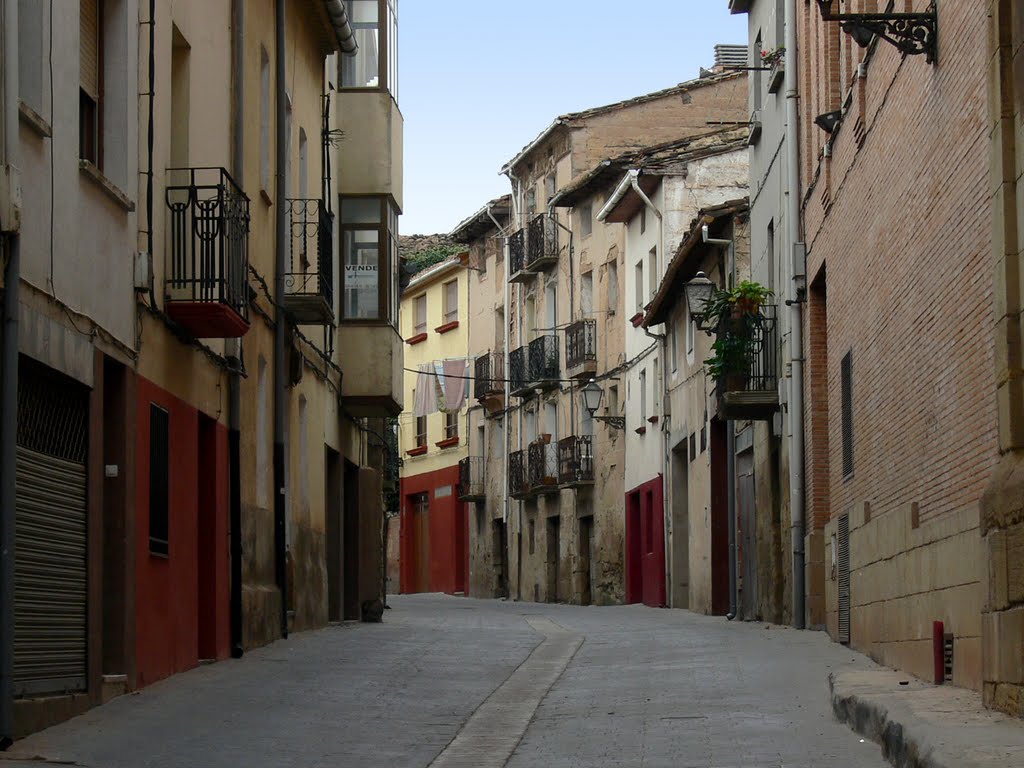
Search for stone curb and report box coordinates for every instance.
[829,672,940,768]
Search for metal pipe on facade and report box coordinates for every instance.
[323,0,357,55]
[503,169,522,601]
[785,0,807,629]
[0,0,20,748]
[273,0,289,639]
[228,0,245,658]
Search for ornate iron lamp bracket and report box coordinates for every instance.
[594,415,626,431]
[817,1,938,64]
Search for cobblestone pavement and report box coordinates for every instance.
[4,595,888,768]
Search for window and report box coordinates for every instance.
[686,303,695,357]
[767,220,776,296]
[445,411,458,440]
[18,0,46,118]
[581,272,593,317]
[635,261,644,312]
[413,294,427,335]
[608,385,619,416]
[298,128,308,200]
[149,404,170,556]
[640,206,647,235]
[415,414,427,448]
[170,26,190,169]
[648,246,658,299]
[545,401,558,440]
[340,196,399,323]
[607,261,618,314]
[495,307,505,351]
[260,46,270,192]
[79,0,102,165]
[671,323,679,373]
[580,204,593,237]
[477,424,485,455]
[653,359,660,418]
[544,174,556,203]
[529,519,536,555]
[841,350,854,478]
[443,279,458,324]
[526,187,537,218]
[639,369,647,423]
[342,0,400,95]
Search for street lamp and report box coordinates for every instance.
[580,380,625,430]
[683,271,718,332]
[815,0,938,64]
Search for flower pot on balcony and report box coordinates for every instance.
[539,433,552,444]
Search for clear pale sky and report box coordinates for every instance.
[399,1,747,236]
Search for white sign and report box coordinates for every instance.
[345,264,378,287]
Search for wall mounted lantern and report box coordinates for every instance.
[581,380,625,430]
[683,271,719,332]
[814,109,843,134]
[816,0,938,64]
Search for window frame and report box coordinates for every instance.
[415,414,427,448]
[580,203,593,238]
[443,278,459,325]
[413,294,427,335]
[339,194,399,326]
[339,0,398,99]
[445,411,458,440]
[79,0,104,168]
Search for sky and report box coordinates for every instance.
[399,1,748,236]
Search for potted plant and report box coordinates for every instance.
[761,46,786,94]
[703,281,773,394]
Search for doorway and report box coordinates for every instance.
[626,490,642,603]
[737,447,756,621]
[196,413,219,661]
[343,459,360,620]
[546,515,560,602]
[578,515,594,606]
[102,358,129,677]
[325,446,342,622]
[492,520,508,598]
[710,419,730,615]
[670,439,690,609]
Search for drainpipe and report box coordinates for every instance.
[273,0,289,639]
[0,0,19,749]
[785,0,807,629]
[504,170,522,600]
[703,224,738,620]
[228,0,245,658]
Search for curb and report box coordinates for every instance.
[828,672,942,768]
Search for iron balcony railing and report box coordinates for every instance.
[457,456,485,501]
[558,435,594,486]
[526,214,560,269]
[528,441,559,493]
[165,167,250,318]
[714,304,780,421]
[565,319,597,371]
[509,346,529,396]
[509,228,527,276]
[528,335,560,386]
[474,351,505,401]
[509,450,529,498]
[284,198,334,321]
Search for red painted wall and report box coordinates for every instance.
[626,475,666,607]
[399,465,468,596]
[135,378,230,688]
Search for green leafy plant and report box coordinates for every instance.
[703,281,772,386]
[760,46,786,66]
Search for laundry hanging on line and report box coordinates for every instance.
[413,359,470,417]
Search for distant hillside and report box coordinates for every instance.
[400,234,464,276]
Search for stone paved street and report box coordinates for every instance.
[4,595,888,768]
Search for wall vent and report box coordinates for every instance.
[837,513,851,644]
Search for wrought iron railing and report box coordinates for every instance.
[509,228,526,276]
[458,456,485,500]
[528,335,560,385]
[715,304,779,395]
[528,441,559,492]
[285,198,333,310]
[558,435,594,486]
[165,167,250,318]
[565,320,597,370]
[510,346,529,394]
[474,351,505,400]
[526,214,559,268]
[509,450,528,497]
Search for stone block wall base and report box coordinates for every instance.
[980,451,1024,534]
[984,682,1023,717]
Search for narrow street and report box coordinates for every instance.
[6,595,887,768]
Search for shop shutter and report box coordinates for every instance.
[13,360,89,697]
[80,0,100,100]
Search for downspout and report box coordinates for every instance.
[785,0,807,629]
[633,171,671,608]
[504,170,521,600]
[273,0,289,639]
[0,0,19,749]
[146,0,155,293]
[703,224,738,620]
[228,0,245,658]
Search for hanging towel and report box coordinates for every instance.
[414,364,437,417]
[443,359,469,412]
[433,361,448,412]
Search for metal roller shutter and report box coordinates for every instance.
[837,513,851,646]
[13,359,89,697]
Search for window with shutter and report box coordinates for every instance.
[79,0,101,165]
[414,295,427,335]
[444,280,458,324]
[841,350,854,478]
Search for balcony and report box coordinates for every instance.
[509,450,529,500]
[565,320,597,380]
[339,324,403,416]
[558,435,594,488]
[715,304,780,421]
[525,214,561,272]
[458,457,486,502]
[508,228,530,284]
[509,336,560,398]
[283,199,334,324]
[474,351,505,416]
[165,167,250,338]
[528,440,559,495]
